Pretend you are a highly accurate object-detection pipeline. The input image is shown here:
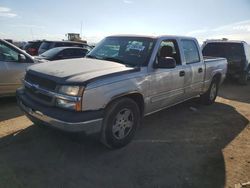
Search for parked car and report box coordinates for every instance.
[38,40,89,55]
[35,47,91,61]
[17,35,227,149]
[202,39,250,85]
[0,39,40,97]
[23,40,43,56]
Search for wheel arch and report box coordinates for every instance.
[213,73,222,84]
[105,92,145,117]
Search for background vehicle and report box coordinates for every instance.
[17,35,227,149]
[35,47,91,61]
[23,40,43,56]
[38,40,90,55]
[0,39,37,96]
[202,39,250,85]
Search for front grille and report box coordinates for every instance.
[24,72,57,105]
[25,72,57,91]
[25,86,52,103]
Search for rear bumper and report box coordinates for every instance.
[16,88,103,134]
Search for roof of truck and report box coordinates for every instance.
[107,34,196,40]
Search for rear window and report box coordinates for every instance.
[202,42,245,61]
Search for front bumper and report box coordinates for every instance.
[17,88,103,134]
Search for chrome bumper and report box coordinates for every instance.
[18,100,103,134]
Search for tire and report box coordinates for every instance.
[101,97,140,149]
[238,72,248,85]
[200,78,219,105]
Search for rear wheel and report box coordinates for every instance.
[201,78,219,105]
[101,98,140,149]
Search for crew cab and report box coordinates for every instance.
[202,39,250,85]
[17,35,227,148]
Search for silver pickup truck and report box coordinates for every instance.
[17,35,227,148]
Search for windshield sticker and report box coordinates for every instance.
[126,44,145,51]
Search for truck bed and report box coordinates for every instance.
[203,56,226,62]
[203,56,228,92]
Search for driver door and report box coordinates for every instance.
[148,39,187,113]
[0,41,32,95]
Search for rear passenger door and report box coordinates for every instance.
[181,39,205,97]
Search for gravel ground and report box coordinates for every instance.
[0,80,249,188]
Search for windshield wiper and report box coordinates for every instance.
[102,57,126,65]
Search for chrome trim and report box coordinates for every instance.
[24,80,82,102]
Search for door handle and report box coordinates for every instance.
[198,68,203,73]
[179,70,185,77]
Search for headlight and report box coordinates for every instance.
[58,86,82,96]
[56,98,81,111]
[57,85,84,111]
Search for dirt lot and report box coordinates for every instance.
[0,81,249,188]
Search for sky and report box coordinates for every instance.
[0,0,250,44]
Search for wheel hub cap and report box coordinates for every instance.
[112,108,134,140]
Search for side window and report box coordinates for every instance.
[55,43,65,47]
[181,40,200,64]
[62,49,74,58]
[158,40,181,65]
[77,49,89,57]
[0,42,19,62]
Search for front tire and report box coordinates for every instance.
[101,98,140,149]
[201,78,219,105]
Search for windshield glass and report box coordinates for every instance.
[40,47,62,58]
[87,36,156,67]
[202,42,245,62]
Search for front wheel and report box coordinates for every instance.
[200,78,219,105]
[101,98,140,149]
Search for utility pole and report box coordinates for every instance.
[80,21,83,39]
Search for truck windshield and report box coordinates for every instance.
[87,36,156,67]
[202,42,245,62]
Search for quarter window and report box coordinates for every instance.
[181,40,200,64]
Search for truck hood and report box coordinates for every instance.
[27,58,136,84]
